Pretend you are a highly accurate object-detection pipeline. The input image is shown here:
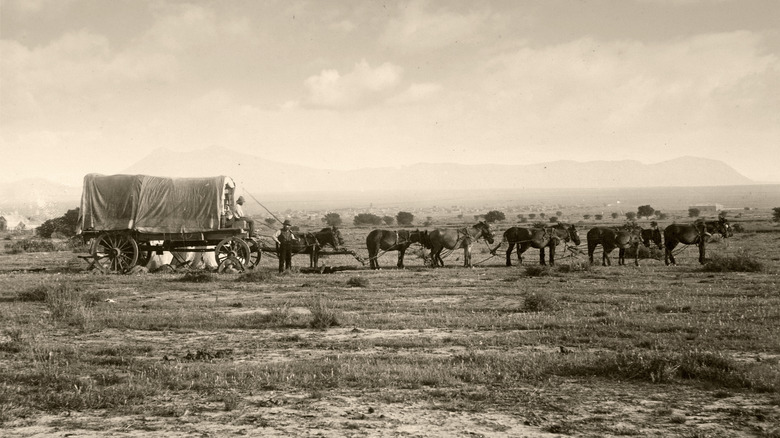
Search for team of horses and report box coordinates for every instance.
[277,217,731,269]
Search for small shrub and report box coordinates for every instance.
[177,272,215,283]
[16,285,51,302]
[268,302,294,325]
[524,265,554,277]
[347,276,370,288]
[701,250,763,273]
[556,261,591,273]
[236,270,274,282]
[44,283,101,331]
[6,239,57,254]
[523,293,557,312]
[308,296,341,330]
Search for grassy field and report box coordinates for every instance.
[1,217,779,437]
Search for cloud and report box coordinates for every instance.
[479,31,778,127]
[0,30,179,121]
[381,1,492,51]
[304,60,403,107]
[387,82,443,105]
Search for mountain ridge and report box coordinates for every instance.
[0,148,756,216]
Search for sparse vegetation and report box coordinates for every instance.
[322,212,342,227]
[36,207,80,238]
[353,213,383,226]
[177,271,215,282]
[6,238,58,254]
[0,212,778,437]
[484,210,506,223]
[346,276,370,288]
[396,211,414,225]
[701,250,763,272]
[637,205,655,218]
[308,296,341,330]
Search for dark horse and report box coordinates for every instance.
[501,223,580,266]
[587,226,642,266]
[366,229,429,269]
[287,227,344,268]
[429,221,494,268]
[664,218,730,265]
[640,226,663,250]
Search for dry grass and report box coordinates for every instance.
[0,219,778,436]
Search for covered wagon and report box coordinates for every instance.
[77,174,260,273]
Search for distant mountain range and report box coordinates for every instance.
[122,147,753,192]
[0,148,756,216]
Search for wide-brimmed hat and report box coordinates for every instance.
[236,196,245,203]
[282,219,291,226]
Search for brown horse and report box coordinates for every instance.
[640,226,663,249]
[587,226,642,266]
[366,229,429,269]
[500,223,580,266]
[429,221,494,268]
[664,218,729,265]
[287,227,344,268]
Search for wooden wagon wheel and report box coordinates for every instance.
[247,238,262,268]
[215,237,252,269]
[91,233,139,273]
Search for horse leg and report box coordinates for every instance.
[539,247,546,266]
[464,245,471,268]
[603,247,611,266]
[698,240,706,264]
[518,244,528,265]
[634,244,640,267]
[665,241,676,265]
[368,245,377,270]
[618,248,625,266]
[588,242,596,264]
[505,243,514,266]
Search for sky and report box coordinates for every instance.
[1,0,779,187]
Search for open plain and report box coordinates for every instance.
[1,215,779,437]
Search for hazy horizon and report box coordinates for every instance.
[2,0,779,186]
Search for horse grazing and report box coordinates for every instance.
[640,226,663,250]
[664,218,730,265]
[587,227,642,266]
[366,229,429,269]
[429,221,494,268]
[288,227,344,268]
[501,223,580,266]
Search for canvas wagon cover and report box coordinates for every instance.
[78,174,233,234]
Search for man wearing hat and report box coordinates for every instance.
[232,196,256,237]
[273,219,297,273]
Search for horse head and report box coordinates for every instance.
[474,221,494,244]
[410,229,431,248]
[318,227,343,249]
[645,227,663,249]
[566,224,581,246]
[552,223,579,246]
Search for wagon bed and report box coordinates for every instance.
[77,174,258,273]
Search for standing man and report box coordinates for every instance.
[273,220,297,273]
[232,196,256,237]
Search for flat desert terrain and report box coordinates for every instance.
[1,216,778,437]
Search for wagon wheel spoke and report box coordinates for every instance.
[215,237,252,269]
[247,240,261,268]
[91,234,138,273]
